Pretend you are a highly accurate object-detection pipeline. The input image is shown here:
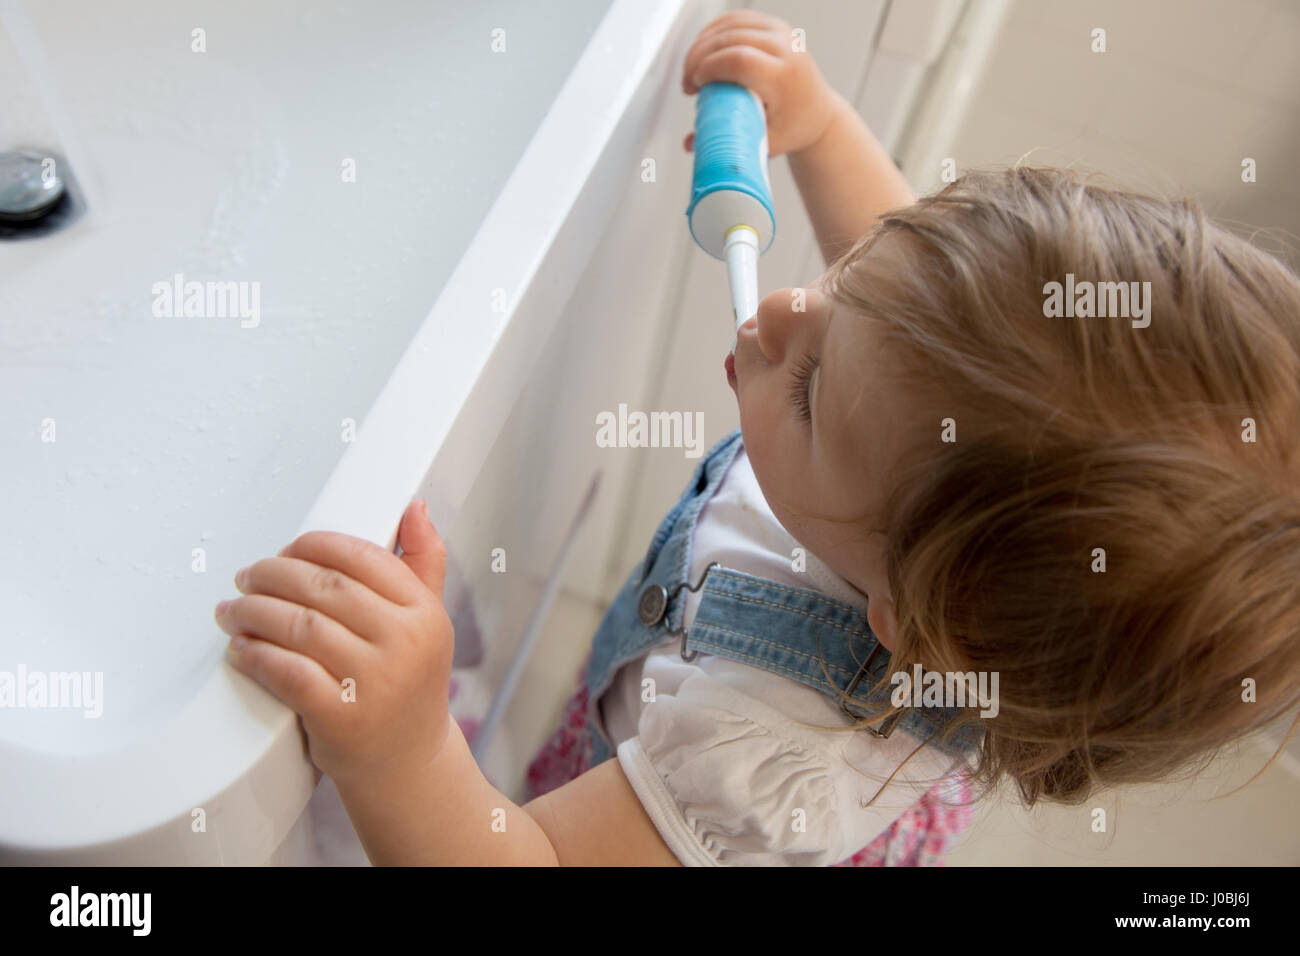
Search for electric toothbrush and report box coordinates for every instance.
[686,82,776,353]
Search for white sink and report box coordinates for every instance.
[0,0,710,863]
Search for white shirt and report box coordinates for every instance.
[600,444,965,866]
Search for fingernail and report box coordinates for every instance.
[215,600,230,617]
[234,567,247,588]
[229,635,246,651]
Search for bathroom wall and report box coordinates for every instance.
[917,0,1300,244]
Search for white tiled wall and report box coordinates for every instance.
[938,0,1300,240]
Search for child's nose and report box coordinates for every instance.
[755,287,818,362]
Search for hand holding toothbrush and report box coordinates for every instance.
[681,9,840,159]
[682,9,915,267]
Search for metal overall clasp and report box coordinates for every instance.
[840,640,905,739]
[635,562,719,662]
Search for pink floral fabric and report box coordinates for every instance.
[524,657,974,866]
[525,677,598,803]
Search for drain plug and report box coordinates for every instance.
[0,150,67,223]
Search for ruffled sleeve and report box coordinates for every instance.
[615,666,948,866]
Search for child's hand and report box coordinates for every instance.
[681,9,840,158]
[215,499,454,788]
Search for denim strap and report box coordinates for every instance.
[687,567,983,760]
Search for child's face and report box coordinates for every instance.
[729,281,909,649]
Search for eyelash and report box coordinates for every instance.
[788,351,818,423]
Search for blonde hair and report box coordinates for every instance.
[819,166,1300,808]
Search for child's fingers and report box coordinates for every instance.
[217,593,370,679]
[235,555,396,642]
[225,633,346,720]
[683,27,787,93]
[695,9,785,47]
[689,46,783,100]
[279,530,426,608]
[396,499,447,602]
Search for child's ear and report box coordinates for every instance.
[866,595,898,652]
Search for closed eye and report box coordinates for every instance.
[788,351,818,424]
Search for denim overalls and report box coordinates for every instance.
[578,426,983,771]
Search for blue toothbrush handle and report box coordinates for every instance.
[686,82,775,259]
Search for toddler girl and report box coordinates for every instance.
[215,11,1300,865]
